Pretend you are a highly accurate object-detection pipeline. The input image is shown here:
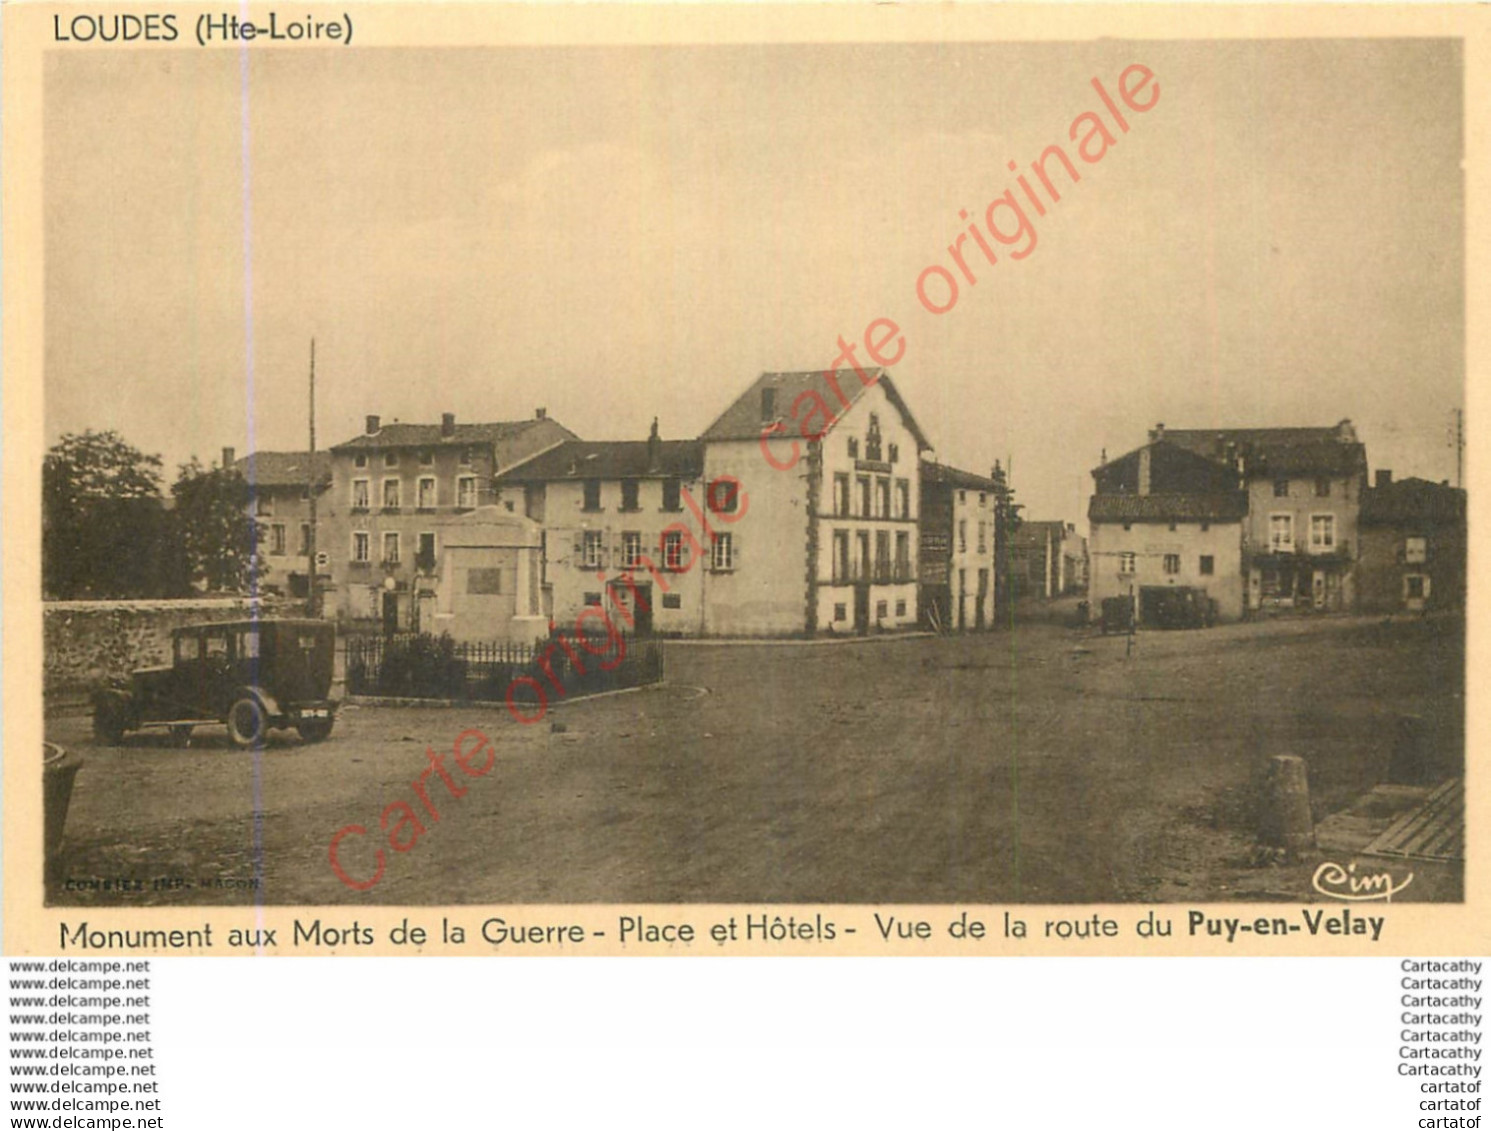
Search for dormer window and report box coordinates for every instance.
[865,414,883,462]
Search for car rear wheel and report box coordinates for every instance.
[227,699,268,749]
[296,718,334,743]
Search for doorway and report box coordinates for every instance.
[381,591,400,636]
[853,584,870,635]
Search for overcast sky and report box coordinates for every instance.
[45,39,1463,522]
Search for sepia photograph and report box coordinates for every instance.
[36,35,1465,912]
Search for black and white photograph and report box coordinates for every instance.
[36,35,1466,912]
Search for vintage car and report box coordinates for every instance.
[92,619,338,748]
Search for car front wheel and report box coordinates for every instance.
[227,698,268,749]
[296,718,334,743]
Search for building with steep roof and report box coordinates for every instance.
[1087,439,1249,623]
[1357,471,1466,613]
[494,423,712,636]
[230,447,333,599]
[322,410,577,630]
[700,368,932,635]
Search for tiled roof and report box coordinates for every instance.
[1088,493,1249,523]
[1161,426,1366,479]
[1360,477,1466,526]
[234,451,332,489]
[494,440,704,482]
[700,369,932,451]
[331,420,573,451]
[921,460,1002,492]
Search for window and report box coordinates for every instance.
[382,532,400,564]
[620,479,640,512]
[708,478,741,514]
[895,599,907,616]
[236,630,260,659]
[857,475,872,517]
[662,478,682,512]
[583,479,602,512]
[712,533,736,572]
[582,530,604,569]
[1405,575,1427,600]
[584,592,603,607]
[895,532,910,578]
[382,478,401,509]
[204,632,228,659]
[876,600,888,620]
[1309,514,1336,552]
[958,518,967,553]
[1119,551,1136,574]
[979,492,987,508]
[896,479,910,519]
[417,533,436,572]
[875,531,891,580]
[848,437,859,460]
[1163,554,1180,574]
[269,523,286,555]
[255,495,274,517]
[467,568,502,595]
[833,531,850,583]
[663,530,686,570]
[1200,555,1215,576]
[1273,479,1290,498]
[622,532,643,569]
[662,593,682,609]
[865,414,883,462]
[384,452,399,468]
[457,476,478,508]
[351,479,370,510]
[1405,536,1428,565]
[977,521,987,554]
[959,490,966,505]
[1269,514,1294,552]
[1315,477,1331,497]
[352,531,370,563]
[417,477,437,510]
[876,478,891,519]
[834,603,847,622]
[459,447,473,467]
[856,532,871,578]
[354,453,368,469]
[420,450,434,467]
[298,523,311,557]
[889,443,899,464]
[834,473,851,517]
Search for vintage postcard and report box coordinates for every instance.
[3,3,1487,955]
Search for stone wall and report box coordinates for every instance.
[44,598,307,699]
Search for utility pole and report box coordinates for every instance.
[1456,407,1463,489]
[307,338,320,617]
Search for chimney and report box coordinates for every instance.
[761,386,777,422]
[222,446,236,470]
[535,407,547,420]
[1148,422,1166,443]
[1138,446,1152,496]
[647,418,661,472]
[365,414,381,435]
[1376,469,1393,488]
[441,412,456,438]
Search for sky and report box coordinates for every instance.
[44,39,1464,523]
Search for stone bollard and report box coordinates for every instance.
[1259,754,1315,856]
